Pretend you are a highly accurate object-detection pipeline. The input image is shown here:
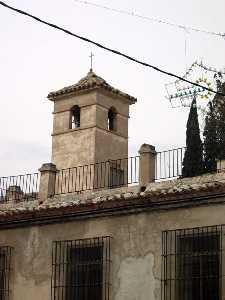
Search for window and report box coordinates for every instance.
[107,108,117,131]
[51,237,111,300]
[70,106,80,129]
[0,246,13,300]
[162,226,222,300]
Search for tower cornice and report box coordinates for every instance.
[47,70,137,104]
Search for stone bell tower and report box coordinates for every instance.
[47,69,136,170]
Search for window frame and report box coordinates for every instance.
[0,246,13,300]
[161,225,222,300]
[107,107,117,131]
[51,236,111,300]
[70,105,81,129]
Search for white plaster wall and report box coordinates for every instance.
[115,254,155,300]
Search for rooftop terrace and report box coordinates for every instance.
[0,145,224,208]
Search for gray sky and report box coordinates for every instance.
[0,0,225,176]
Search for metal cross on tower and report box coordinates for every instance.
[89,52,94,71]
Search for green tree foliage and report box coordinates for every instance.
[203,101,217,172]
[212,80,225,160]
[182,97,204,177]
[202,74,225,172]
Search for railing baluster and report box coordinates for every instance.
[168,150,171,178]
[156,146,186,181]
[0,146,200,200]
[0,172,39,203]
[0,155,144,200]
[52,156,140,194]
[74,167,77,192]
[172,149,175,178]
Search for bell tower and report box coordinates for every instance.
[47,70,136,170]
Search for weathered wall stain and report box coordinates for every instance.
[0,202,225,299]
[115,254,155,300]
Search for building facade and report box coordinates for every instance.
[0,70,224,300]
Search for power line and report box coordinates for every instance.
[74,0,225,39]
[0,0,224,97]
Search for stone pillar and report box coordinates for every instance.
[139,144,156,188]
[38,163,57,202]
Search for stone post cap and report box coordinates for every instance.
[139,143,156,154]
[39,163,57,173]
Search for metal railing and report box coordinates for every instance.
[0,173,40,204]
[55,156,139,195]
[2,145,224,202]
[155,147,186,181]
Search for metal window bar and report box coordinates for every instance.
[51,236,111,300]
[0,173,39,204]
[54,156,139,195]
[0,246,13,300]
[161,224,225,300]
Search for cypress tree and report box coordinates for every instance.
[203,101,217,172]
[213,82,225,160]
[182,97,203,177]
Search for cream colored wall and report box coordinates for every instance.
[52,93,97,169]
[94,128,128,162]
[52,128,96,169]
[96,104,108,130]
[96,91,130,117]
[53,111,70,133]
[117,114,128,137]
[96,105,128,138]
[2,201,225,300]
[53,91,97,113]
[51,90,131,170]
[80,105,96,128]
[52,95,97,134]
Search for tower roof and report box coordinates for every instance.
[47,70,137,103]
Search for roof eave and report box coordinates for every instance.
[47,86,137,104]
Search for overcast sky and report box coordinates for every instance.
[0,0,225,176]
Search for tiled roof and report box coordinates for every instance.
[47,69,137,103]
[1,172,225,225]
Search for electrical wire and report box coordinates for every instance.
[74,0,225,39]
[0,0,224,97]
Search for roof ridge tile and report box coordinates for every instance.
[47,70,137,103]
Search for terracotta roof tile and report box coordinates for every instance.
[48,70,137,103]
[1,172,225,222]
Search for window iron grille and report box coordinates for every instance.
[51,236,111,300]
[0,246,13,300]
[161,225,225,300]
